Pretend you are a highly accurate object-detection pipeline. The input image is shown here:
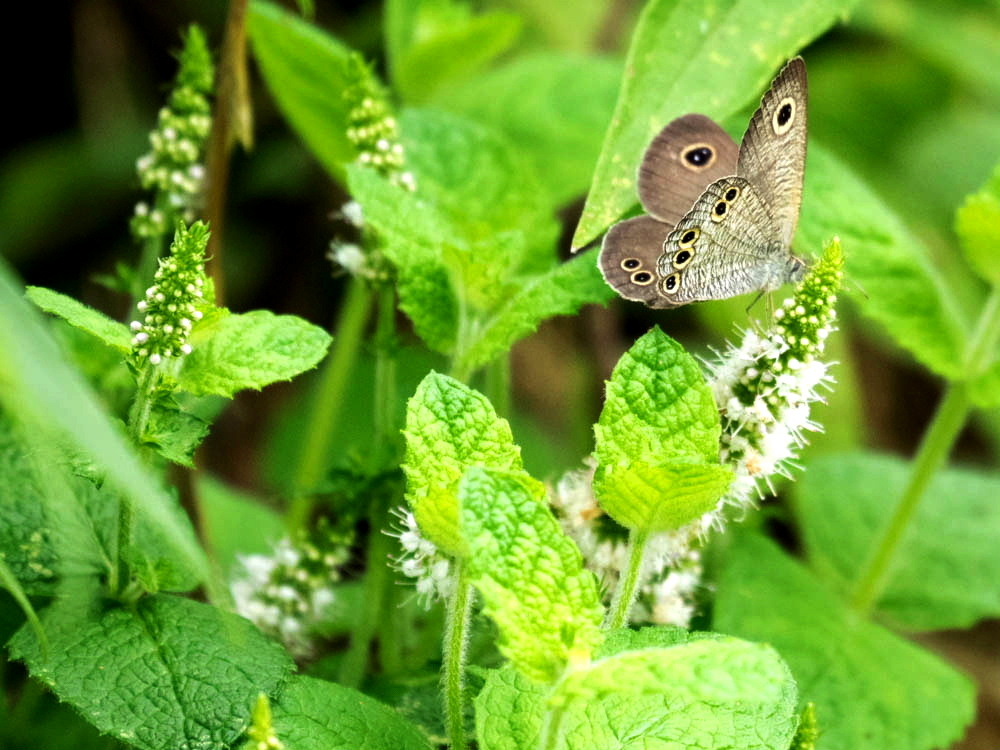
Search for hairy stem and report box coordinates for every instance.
[850,285,1000,613]
[444,562,474,750]
[604,527,650,629]
[485,354,511,417]
[287,277,374,529]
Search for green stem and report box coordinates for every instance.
[339,285,399,686]
[338,498,393,687]
[604,528,650,630]
[849,285,1000,614]
[484,354,511,417]
[287,277,374,529]
[132,234,164,310]
[444,561,474,750]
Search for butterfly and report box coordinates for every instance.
[599,57,809,309]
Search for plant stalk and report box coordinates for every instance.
[850,285,1000,614]
[604,527,650,629]
[444,561,474,750]
[287,277,374,529]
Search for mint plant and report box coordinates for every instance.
[3,1,999,750]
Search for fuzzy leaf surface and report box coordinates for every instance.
[10,594,294,750]
[248,1,357,181]
[714,532,976,750]
[240,675,433,750]
[797,452,1000,630]
[798,144,967,379]
[144,403,210,467]
[179,310,331,398]
[26,286,131,352]
[573,0,861,249]
[461,467,603,684]
[402,373,523,555]
[594,327,728,531]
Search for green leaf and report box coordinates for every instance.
[969,359,1000,408]
[178,310,331,398]
[474,666,547,750]
[443,53,622,206]
[955,160,1000,286]
[244,675,432,750]
[198,475,284,575]
[456,249,616,372]
[593,327,728,531]
[248,0,357,181]
[402,373,524,555]
[714,532,976,750]
[144,402,210,467]
[9,594,295,750]
[592,459,733,532]
[548,638,797,750]
[0,263,211,592]
[798,144,968,379]
[797,452,1000,630]
[26,286,131,352]
[460,467,603,684]
[573,0,861,249]
[393,2,522,104]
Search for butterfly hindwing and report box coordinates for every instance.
[654,177,783,307]
[599,215,675,308]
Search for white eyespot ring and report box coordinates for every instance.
[620,257,642,271]
[710,200,728,223]
[673,248,694,270]
[631,270,655,286]
[772,97,796,135]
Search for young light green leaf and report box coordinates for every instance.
[241,675,432,750]
[797,452,1000,630]
[456,250,616,372]
[443,54,622,206]
[10,594,295,750]
[593,327,728,531]
[592,459,733,532]
[26,286,131,352]
[402,373,524,555]
[475,666,547,750]
[798,144,968,379]
[714,532,976,750]
[969,359,1000,408]
[955,160,1000,286]
[573,0,861,249]
[461,467,603,684]
[144,402,210,467]
[540,637,797,750]
[248,1,357,181]
[178,310,331,398]
[394,5,522,104]
[0,263,211,591]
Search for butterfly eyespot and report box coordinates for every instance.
[679,228,699,248]
[725,186,740,201]
[772,97,796,135]
[681,143,716,170]
[673,249,693,269]
[711,201,728,221]
[662,273,680,294]
[631,270,654,286]
[621,257,642,271]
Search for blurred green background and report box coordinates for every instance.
[1,0,998,747]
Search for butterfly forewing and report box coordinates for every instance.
[655,177,783,306]
[736,57,808,249]
[637,114,740,227]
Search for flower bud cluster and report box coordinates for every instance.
[132,26,214,240]
[130,222,209,364]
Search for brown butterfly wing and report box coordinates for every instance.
[736,57,808,249]
[599,215,676,308]
[638,114,740,227]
